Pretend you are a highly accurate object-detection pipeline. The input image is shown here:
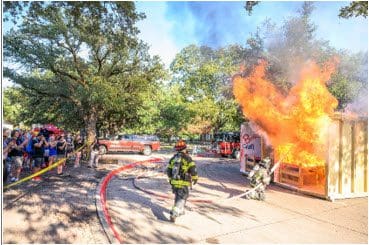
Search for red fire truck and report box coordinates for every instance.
[213,132,241,159]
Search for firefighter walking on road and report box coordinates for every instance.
[167,140,198,222]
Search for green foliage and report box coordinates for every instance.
[3,85,84,131]
[328,51,368,109]
[3,87,23,125]
[339,1,368,19]
[329,73,363,110]
[244,1,260,16]
[170,44,249,135]
[3,1,366,142]
[156,84,193,138]
[3,2,165,141]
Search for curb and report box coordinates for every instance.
[95,157,164,244]
[95,175,117,244]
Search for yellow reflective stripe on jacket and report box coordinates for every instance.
[170,179,191,186]
[181,161,195,172]
[191,175,199,180]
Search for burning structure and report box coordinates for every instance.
[234,60,368,200]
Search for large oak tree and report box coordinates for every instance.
[4,1,164,143]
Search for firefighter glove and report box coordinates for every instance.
[192,179,197,185]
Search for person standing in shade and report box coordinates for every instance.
[31,133,48,181]
[48,135,58,168]
[3,129,13,183]
[65,133,74,160]
[73,135,84,168]
[8,130,29,182]
[56,135,67,175]
[88,137,100,168]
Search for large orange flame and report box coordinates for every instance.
[233,60,338,167]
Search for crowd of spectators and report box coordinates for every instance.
[3,126,88,184]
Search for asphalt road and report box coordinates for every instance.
[2,152,368,244]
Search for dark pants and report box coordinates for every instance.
[3,160,9,183]
[171,186,189,217]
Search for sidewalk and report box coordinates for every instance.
[102,154,368,244]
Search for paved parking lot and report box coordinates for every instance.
[3,152,368,244]
[101,154,368,244]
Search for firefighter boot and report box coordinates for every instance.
[245,190,259,200]
[176,199,186,216]
[170,207,180,222]
[257,191,266,201]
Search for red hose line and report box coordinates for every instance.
[100,156,213,243]
[99,158,163,243]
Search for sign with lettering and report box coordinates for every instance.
[240,123,262,173]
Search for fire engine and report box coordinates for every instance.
[213,132,241,159]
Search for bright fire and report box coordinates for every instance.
[233,60,338,167]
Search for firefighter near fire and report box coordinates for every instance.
[166,140,199,223]
[244,157,272,200]
[230,153,287,201]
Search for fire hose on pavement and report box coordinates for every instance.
[97,157,166,244]
[98,154,289,243]
[131,154,287,204]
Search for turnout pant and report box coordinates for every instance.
[246,184,267,200]
[171,186,189,217]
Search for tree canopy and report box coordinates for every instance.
[3,1,165,142]
[244,1,260,16]
[339,1,368,19]
[3,1,367,141]
[169,44,249,137]
[244,1,368,19]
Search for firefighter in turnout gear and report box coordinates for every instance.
[167,140,198,222]
[245,157,272,201]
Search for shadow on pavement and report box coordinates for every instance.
[3,160,109,244]
[106,173,258,243]
[108,183,195,243]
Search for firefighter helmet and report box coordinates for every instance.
[174,139,187,151]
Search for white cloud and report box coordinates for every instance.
[136,2,180,68]
[2,78,15,88]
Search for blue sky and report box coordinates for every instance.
[136,1,368,67]
[2,1,368,88]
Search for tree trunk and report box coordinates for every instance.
[84,109,97,146]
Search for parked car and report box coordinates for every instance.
[98,134,160,155]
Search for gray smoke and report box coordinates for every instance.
[165,2,253,48]
[344,89,368,116]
